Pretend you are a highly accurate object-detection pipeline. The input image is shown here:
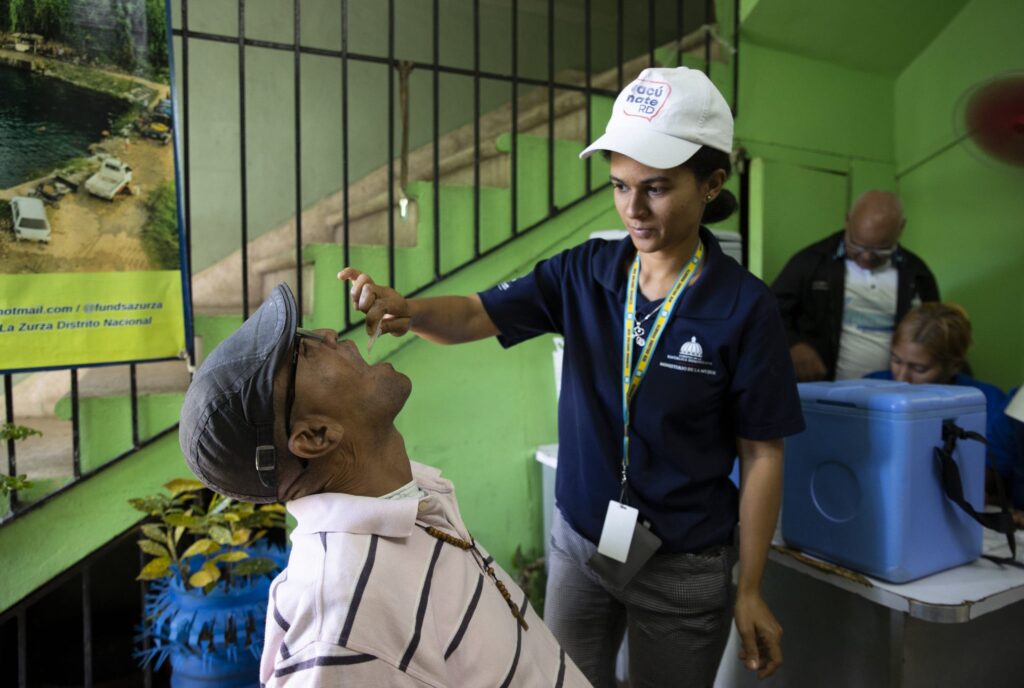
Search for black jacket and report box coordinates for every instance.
[770,230,940,380]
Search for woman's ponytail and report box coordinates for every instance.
[702,188,737,224]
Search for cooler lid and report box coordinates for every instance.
[798,379,986,414]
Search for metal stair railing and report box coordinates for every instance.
[2,1,739,683]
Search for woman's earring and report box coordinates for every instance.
[705,194,714,203]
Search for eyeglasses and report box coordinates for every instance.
[845,234,898,260]
[284,328,329,437]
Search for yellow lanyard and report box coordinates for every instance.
[619,241,704,496]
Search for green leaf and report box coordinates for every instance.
[188,562,221,588]
[137,557,172,580]
[211,550,250,564]
[232,556,278,577]
[140,524,166,542]
[137,539,171,559]
[0,423,42,442]
[128,495,170,515]
[0,474,33,496]
[208,525,233,545]
[163,512,200,527]
[181,538,220,559]
[164,478,205,496]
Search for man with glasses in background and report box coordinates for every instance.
[771,190,940,381]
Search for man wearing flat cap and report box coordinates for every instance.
[179,284,589,687]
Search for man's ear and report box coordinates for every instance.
[287,417,345,460]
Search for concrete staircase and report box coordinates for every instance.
[190,36,722,316]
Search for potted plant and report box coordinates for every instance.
[131,478,287,687]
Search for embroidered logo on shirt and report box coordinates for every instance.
[678,336,704,361]
[661,336,716,376]
[497,278,519,291]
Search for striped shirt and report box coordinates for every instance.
[260,461,590,687]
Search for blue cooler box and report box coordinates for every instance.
[782,380,987,583]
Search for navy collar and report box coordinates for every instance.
[832,230,905,265]
[595,226,740,321]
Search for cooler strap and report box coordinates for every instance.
[935,421,1021,568]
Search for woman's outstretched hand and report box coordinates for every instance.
[337,267,413,339]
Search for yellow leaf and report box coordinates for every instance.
[137,557,172,580]
[259,503,287,513]
[181,538,220,559]
[164,512,199,527]
[164,478,205,496]
[140,524,166,542]
[137,539,171,559]
[230,528,251,546]
[188,562,221,588]
[211,551,250,564]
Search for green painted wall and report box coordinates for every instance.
[740,0,968,74]
[736,41,894,164]
[0,433,188,612]
[893,0,1024,388]
[734,39,896,282]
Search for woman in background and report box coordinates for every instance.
[866,302,1013,500]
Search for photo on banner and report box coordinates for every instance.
[0,0,189,373]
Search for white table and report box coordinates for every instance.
[712,528,1024,688]
[535,444,1024,687]
[768,527,1024,624]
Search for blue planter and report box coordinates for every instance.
[164,578,269,687]
[139,544,288,687]
[170,651,261,688]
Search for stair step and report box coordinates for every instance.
[1,417,75,482]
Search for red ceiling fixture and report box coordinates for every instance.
[962,73,1024,167]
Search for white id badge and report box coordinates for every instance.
[597,501,639,563]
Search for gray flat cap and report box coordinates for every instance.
[179,283,297,502]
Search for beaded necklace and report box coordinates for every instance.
[423,526,529,631]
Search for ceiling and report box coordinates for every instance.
[741,0,970,73]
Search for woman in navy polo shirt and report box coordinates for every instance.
[341,67,804,687]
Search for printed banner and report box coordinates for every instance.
[0,0,189,372]
[0,272,185,369]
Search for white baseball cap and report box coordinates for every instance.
[580,66,733,169]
